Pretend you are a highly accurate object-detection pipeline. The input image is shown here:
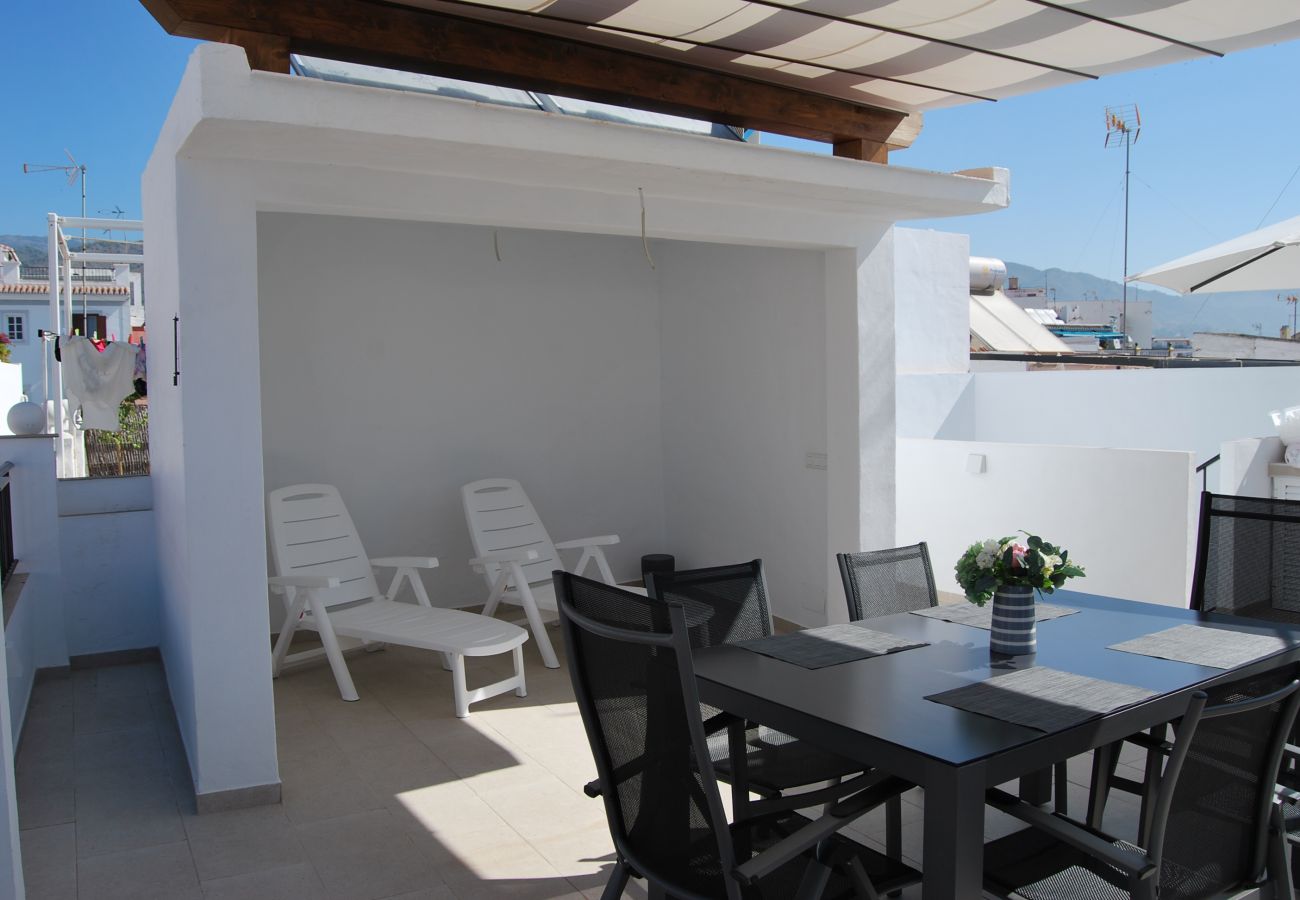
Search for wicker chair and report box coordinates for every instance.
[557,571,920,900]
[985,670,1300,900]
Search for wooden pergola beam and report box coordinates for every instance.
[140,0,910,155]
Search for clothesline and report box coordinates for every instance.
[37,329,142,344]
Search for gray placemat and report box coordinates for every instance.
[738,623,929,670]
[926,667,1157,732]
[909,602,1079,630]
[1108,623,1296,669]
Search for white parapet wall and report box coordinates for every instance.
[56,476,160,656]
[897,437,1197,606]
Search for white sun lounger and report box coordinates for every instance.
[268,484,528,717]
[463,477,640,669]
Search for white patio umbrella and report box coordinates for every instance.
[1128,214,1300,293]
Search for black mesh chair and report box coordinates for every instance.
[1093,492,1300,831]
[647,561,903,857]
[1190,491,1300,622]
[836,543,937,621]
[557,571,921,900]
[984,670,1300,900]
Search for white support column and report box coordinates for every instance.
[823,228,897,623]
[46,215,62,477]
[145,154,280,803]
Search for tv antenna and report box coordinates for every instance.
[1281,294,1298,336]
[1105,104,1141,348]
[23,150,89,319]
[98,205,126,240]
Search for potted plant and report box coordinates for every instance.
[955,533,1084,655]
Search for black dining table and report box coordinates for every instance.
[692,590,1300,900]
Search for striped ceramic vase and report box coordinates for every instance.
[989,585,1036,655]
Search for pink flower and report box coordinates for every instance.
[1008,543,1028,568]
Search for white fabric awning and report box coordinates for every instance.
[405,1,1300,112]
[1128,215,1300,294]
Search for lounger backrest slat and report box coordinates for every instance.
[463,479,561,589]
[268,484,380,608]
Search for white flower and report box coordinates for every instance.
[975,551,994,569]
[981,539,1000,556]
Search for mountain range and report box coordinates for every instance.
[1,233,1290,338]
[1005,262,1296,338]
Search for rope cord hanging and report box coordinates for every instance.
[639,187,655,270]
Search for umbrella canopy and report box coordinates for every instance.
[1128,216,1300,293]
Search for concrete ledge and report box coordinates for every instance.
[195,781,282,815]
[2,573,28,628]
[69,646,161,670]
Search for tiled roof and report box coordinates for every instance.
[0,283,128,296]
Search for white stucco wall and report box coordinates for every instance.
[894,228,970,376]
[897,437,1196,606]
[141,42,1007,802]
[658,241,831,624]
[962,368,1300,463]
[1218,436,1283,497]
[257,214,666,620]
[56,476,160,656]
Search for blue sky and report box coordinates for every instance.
[2,3,1298,288]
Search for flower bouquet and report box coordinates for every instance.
[955,533,1085,607]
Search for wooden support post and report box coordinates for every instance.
[833,139,890,164]
[223,28,290,73]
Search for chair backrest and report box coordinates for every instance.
[837,543,938,621]
[557,572,741,900]
[1190,491,1300,619]
[462,478,561,589]
[646,560,772,649]
[267,484,381,608]
[1148,669,1300,898]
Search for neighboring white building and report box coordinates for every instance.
[0,244,141,397]
[1193,331,1300,361]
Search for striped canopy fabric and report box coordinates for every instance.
[399,0,1300,112]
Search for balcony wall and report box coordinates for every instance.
[897,437,1196,606]
[56,475,160,656]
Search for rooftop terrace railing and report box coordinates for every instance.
[19,266,114,282]
[971,352,1300,368]
[1196,454,1221,493]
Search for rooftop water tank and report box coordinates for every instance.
[970,257,1007,293]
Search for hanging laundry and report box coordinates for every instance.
[61,336,139,431]
[133,341,148,398]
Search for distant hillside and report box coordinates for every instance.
[0,233,1286,338]
[0,233,142,267]
[1005,261,1295,338]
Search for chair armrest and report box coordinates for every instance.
[370,556,439,569]
[986,788,1154,878]
[554,535,620,550]
[269,575,341,590]
[735,773,911,884]
[469,549,540,571]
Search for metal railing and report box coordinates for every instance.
[20,266,113,282]
[1196,454,1220,492]
[0,462,16,587]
